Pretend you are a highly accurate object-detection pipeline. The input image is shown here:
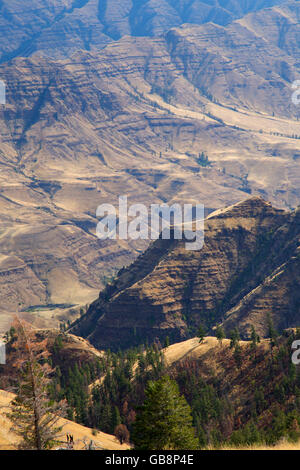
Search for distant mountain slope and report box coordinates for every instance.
[0,0,288,62]
[0,2,299,330]
[70,197,300,350]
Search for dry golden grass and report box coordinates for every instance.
[163,336,251,366]
[214,441,300,451]
[0,390,130,451]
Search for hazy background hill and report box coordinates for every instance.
[0,0,287,62]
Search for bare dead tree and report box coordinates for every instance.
[114,423,130,445]
[6,317,67,450]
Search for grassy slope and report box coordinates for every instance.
[0,390,130,450]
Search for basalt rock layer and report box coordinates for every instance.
[0,0,287,62]
[0,3,300,329]
[71,197,300,350]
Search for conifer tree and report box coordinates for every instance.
[197,324,206,344]
[250,325,260,359]
[250,325,259,348]
[112,406,122,430]
[229,328,240,349]
[132,376,198,450]
[216,326,225,346]
[233,343,242,369]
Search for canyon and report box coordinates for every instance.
[0,0,299,331]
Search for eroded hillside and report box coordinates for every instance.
[0,0,287,62]
[0,2,299,330]
[71,197,300,349]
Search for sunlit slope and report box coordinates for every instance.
[72,198,300,350]
[0,390,130,450]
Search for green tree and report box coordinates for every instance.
[112,406,122,430]
[267,313,278,347]
[197,152,210,167]
[229,328,240,349]
[250,325,259,348]
[197,324,206,344]
[114,424,130,445]
[132,376,198,450]
[216,326,225,346]
[250,325,260,359]
[233,343,242,369]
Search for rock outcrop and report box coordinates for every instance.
[71,197,300,350]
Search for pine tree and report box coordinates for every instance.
[267,313,278,348]
[6,318,66,450]
[197,324,206,344]
[101,403,112,433]
[216,326,225,346]
[112,406,121,430]
[229,328,240,349]
[131,376,198,450]
[233,343,242,369]
[250,325,259,350]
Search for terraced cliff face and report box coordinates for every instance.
[0,2,299,330]
[71,197,300,350]
[0,0,286,62]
